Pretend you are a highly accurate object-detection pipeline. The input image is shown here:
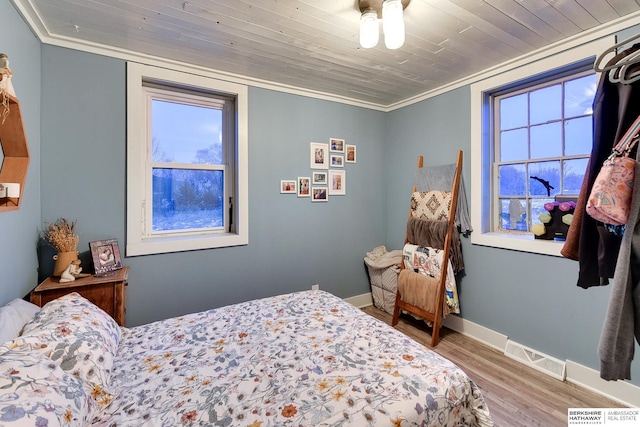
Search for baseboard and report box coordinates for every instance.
[352,292,640,407]
[565,360,640,408]
[442,313,508,351]
[345,292,372,308]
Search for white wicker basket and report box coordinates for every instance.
[367,265,399,315]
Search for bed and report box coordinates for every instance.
[0,290,493,426]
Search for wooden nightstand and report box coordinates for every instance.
[31,266,129,326]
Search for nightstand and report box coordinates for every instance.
[31,266,129,326]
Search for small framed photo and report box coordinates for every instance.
[312,171,327,185]
[89,238,123,276]
[280,180,296,194]
[346,145,356,163]
[330,155,344,167]
[330,138,345,153]
[312,187,328,202]
[310,142,329,169]
[329,170,346,196]
[297,177,310,197]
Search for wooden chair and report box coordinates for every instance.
[392,150,463,347]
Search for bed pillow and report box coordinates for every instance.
[6,293,120,407]
[21,292,121,354]
[0,298,41,344]
[0,346,94,426]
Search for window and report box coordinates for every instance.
[470,37,611,256]
[127,63,248,256]
[494,71,595,234]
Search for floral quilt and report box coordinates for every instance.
[95,290,493,426]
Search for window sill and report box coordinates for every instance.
[126,232,248,256]
[471,232,565,257]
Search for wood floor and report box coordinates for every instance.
[361,306,627,427]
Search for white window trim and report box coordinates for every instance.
[126,62,248,256]
[470,37,612,256]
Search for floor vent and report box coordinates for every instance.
[504,340,566,381]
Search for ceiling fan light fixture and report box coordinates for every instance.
[382,0,405,49]
[360,8,379,49]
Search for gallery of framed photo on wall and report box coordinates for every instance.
[89,238,123,276]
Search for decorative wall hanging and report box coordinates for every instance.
[312,187,328,202]
[297,177,310,197]
[280,138,355,202]
[312,171,327,185]
[280,180,296,194]
[330,138,345,153]
[310,142,329,169]
[346,145,357,163]
[330,155,344,167]
[329,170,346,196]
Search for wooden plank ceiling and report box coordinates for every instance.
[13,0,640,107]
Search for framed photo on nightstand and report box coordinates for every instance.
[89,238,123,276]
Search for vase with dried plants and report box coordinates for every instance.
[43,218,80,276]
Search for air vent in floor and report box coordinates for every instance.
[504,340,566,381]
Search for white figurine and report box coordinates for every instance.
[0,53,16,97]
[59,259,83,283]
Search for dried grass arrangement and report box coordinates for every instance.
[43,218,79,252]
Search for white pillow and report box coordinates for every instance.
[0,298,40,344]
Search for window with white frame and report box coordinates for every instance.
[126,63,248,256]
[494,70,595,233]
[470,37,611,256]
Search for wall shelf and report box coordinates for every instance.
[0,93,29,212]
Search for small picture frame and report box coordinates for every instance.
[329,170,346,196]
[346,145,356,163]
[312,171,327,185]
[312,187,328,202]
[330,155,344,167]
[297,177,310,197]
[280,180,296,194]
[89,239,123,276]
[310,142,329,169]
[330,138,345,153]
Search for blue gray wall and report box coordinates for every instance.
[0,1,41,304]
[39,46,387,326]
[2,1,639,387]
[385,90,635,383]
